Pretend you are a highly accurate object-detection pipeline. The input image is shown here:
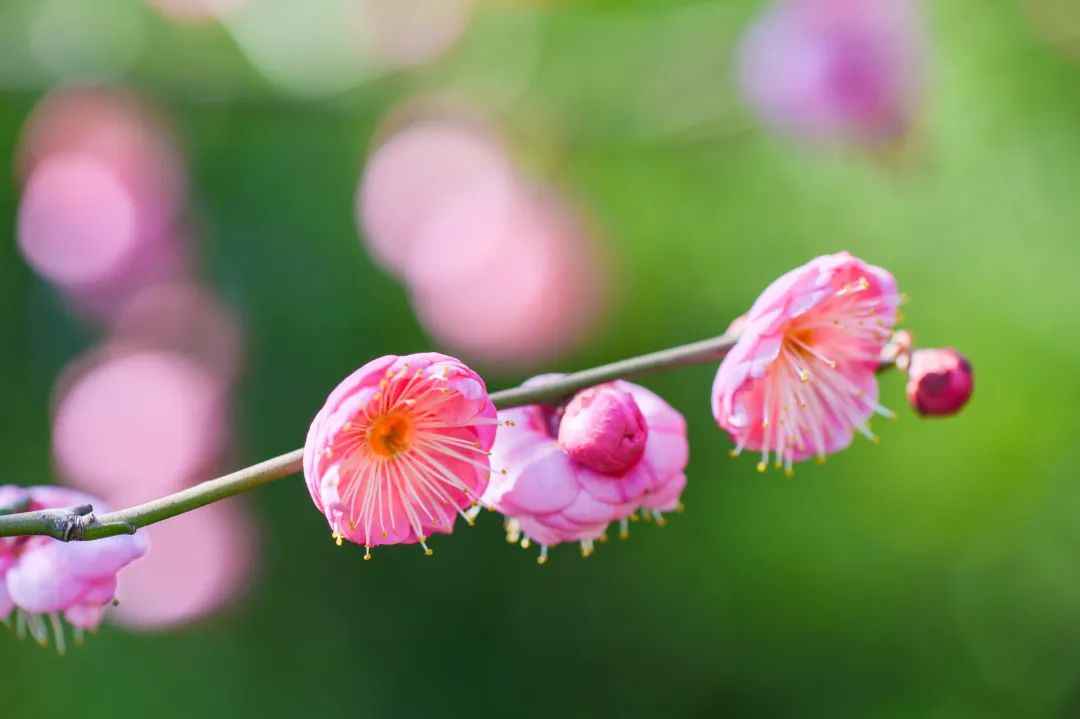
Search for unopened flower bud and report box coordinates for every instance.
[906,348,973,417]
[558,384,648,475]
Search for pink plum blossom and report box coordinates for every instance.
[906,348,973,417]
[483,376,688,563]
[304,353,498,557]
[737,0,924,144]
[404,180,604,367]
[0,486,147,652]
[712,252,901,472]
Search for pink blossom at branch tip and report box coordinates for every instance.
[483,376,688,563]
[304,353,498,557]
[906,348,973,417]
[737,0,924,144]
[0,486,147,650]
[712,252,901,473]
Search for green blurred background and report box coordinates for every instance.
[3,0,1080,716]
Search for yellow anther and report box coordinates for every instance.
[536,555,548,565]
[784,468,795,478]
[729,449,740,458]
[655,515,667,527]
[816,455,826,465]
[756,462,767,473]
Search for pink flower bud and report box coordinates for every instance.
[558,385,648,475]
[906,348,973,417]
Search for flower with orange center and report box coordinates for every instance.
[303,353,498,557]
[712,252,902,473]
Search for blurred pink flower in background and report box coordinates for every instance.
[405,180,603,366]
[18,156,141,290]
[17,86,187,235]
[111,282,245,383]
[52,348,228,505]
[712,252,900,472]
[112,499,257,631]
[737,0,924,144]
[304,353,498,557]
[15,86,190,317]
[358,111,606,368]
[357,117,514,274]
[0,485,147,651]
[483,376,688,562]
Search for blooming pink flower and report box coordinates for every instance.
[906,348,973,417]
[304,353,498,557]
[0,486,148,652]
[712,252,901,472]
[737,0,924,144]
[483,377,688,563]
